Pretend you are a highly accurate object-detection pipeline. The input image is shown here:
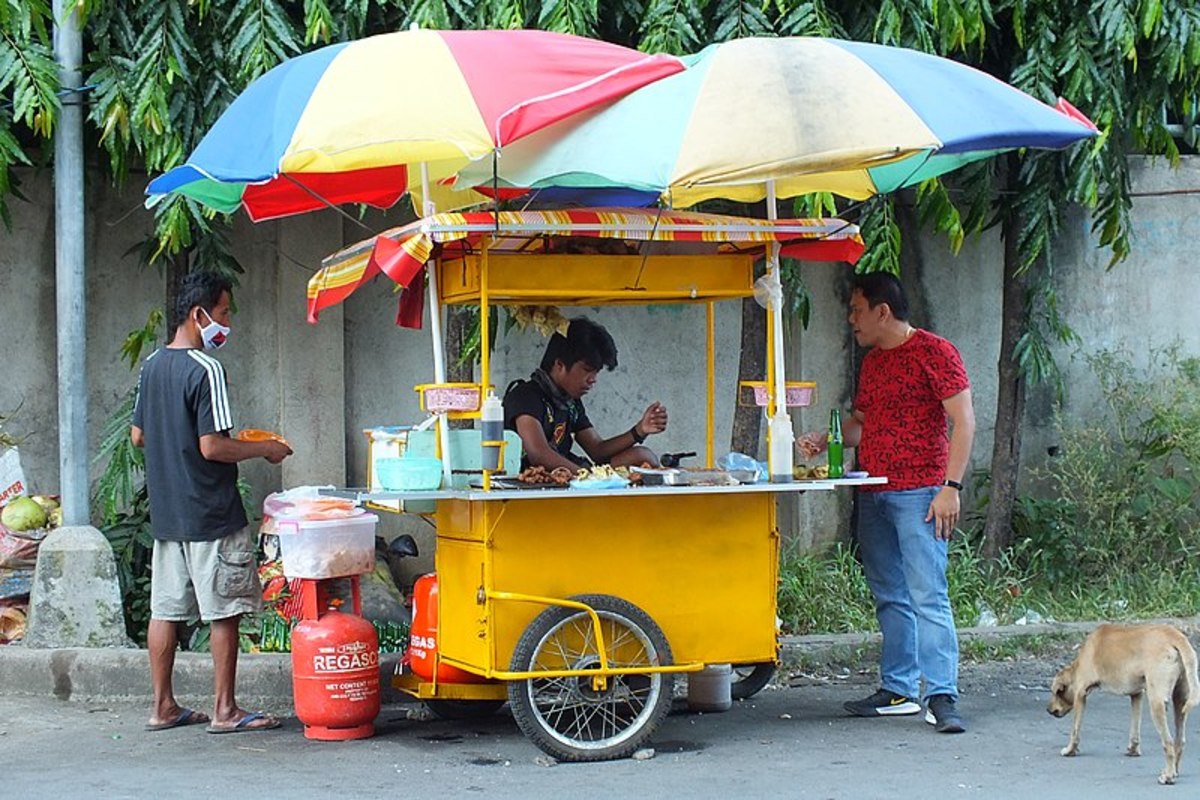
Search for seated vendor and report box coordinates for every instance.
[504,317,668,471]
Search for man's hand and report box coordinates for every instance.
[795,431,826,460]
[262,440,293,465]
[925,486,960,541]
[637,402,668,437]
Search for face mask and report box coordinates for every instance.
[198,308,231,350]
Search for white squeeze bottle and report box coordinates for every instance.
[480,389,504,472]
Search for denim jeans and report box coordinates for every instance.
[857,486,959,701]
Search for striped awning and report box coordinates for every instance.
[307,207,864,324]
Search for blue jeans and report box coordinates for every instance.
[857,486,958,701]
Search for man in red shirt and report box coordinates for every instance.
[799,272,975,733]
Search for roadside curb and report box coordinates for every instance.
[3,617,1197,708]
[778,617,1200,672]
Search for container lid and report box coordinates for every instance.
[274,512,378,529]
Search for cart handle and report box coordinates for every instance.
[487,590,703,686]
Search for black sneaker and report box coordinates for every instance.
[843,688,921,717]
[925,694,966,733]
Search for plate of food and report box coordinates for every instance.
[793,464,830,480]
[236,428,292,448]
[473,465,573,490]
[568,464,630,490]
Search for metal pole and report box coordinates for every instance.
[53,1,88,524]
[764,180,794,481]
[420,162,453,480]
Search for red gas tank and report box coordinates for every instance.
[407,572,485,683]
[291,610,381,740]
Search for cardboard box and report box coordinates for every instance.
[0,448,27,508]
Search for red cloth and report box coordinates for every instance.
[395,274,425,329]
[853,329,969,492]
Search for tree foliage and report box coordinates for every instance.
[2,0,1193,285]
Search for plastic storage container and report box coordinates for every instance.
[277,514,379,579]
[375,456,443,491]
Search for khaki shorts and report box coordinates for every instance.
[150,527,262,623]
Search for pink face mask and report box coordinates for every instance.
[198,308,231,350]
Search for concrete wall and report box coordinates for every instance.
[2,156,1197,566]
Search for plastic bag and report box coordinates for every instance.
[717,452,767,483]
[0,523,46,570]
[261,485,361,528]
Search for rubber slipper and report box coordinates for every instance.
[145,707,210,732]
[205,711,281,734]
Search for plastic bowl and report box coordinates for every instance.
[376,456,443,491]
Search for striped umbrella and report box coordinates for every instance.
[454,37,1098,207]
[145,29,684,221]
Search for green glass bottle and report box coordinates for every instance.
[827,408,844,478]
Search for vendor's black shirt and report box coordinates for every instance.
[133,348,248,542]
[503,379,593,468]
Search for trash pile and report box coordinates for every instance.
[1,443,60,643]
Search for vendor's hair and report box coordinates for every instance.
[851,272,910,321]
[172,271,233,332]
[540,317,619,372]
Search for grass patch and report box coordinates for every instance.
[777,538,1200,637]
[959,632,1077,664]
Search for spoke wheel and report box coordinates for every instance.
[508,594,673,762]
[729,662,776,700]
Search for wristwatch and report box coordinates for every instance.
[943,478,964,491]
[630,425,647,444]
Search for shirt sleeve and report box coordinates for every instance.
[132,369,145,429]
[503,382,545,430]
[190,353,234,436]
[925,338,970,401]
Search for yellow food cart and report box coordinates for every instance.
[316,208,884,761]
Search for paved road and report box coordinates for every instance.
[3,658,1189,799]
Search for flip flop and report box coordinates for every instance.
[205,711,281,734]
[145,707,210,732]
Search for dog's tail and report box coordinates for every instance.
[1178,637,1200,711]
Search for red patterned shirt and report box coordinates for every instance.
[853,329,970,492]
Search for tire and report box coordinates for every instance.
[729,662,776,700]
[424,699,506,720]
[507,594,674,762]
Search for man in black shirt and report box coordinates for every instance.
[132,272,292,734]
[504,317,667,470]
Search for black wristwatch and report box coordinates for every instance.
[943,478,964,491]
[630,425,646,444]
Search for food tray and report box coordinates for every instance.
[568,476,630,490]
[470,478,569,490]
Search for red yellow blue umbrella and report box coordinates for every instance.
[454,37,1098,207]
[145,29,683,221]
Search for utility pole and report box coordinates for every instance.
[53,0,87,524]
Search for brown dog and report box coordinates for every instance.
[1047,623,1200,785]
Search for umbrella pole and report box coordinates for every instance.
[421,161,453,483]
[765,180,794,481]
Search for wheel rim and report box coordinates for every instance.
[522,609,664,752]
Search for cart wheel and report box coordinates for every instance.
[424,699,506,720]
[730,662,776,700]
[507,594,674,762]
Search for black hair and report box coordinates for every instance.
[539,317,618,373]
[850,272,910,322]
[172,271,233,333]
